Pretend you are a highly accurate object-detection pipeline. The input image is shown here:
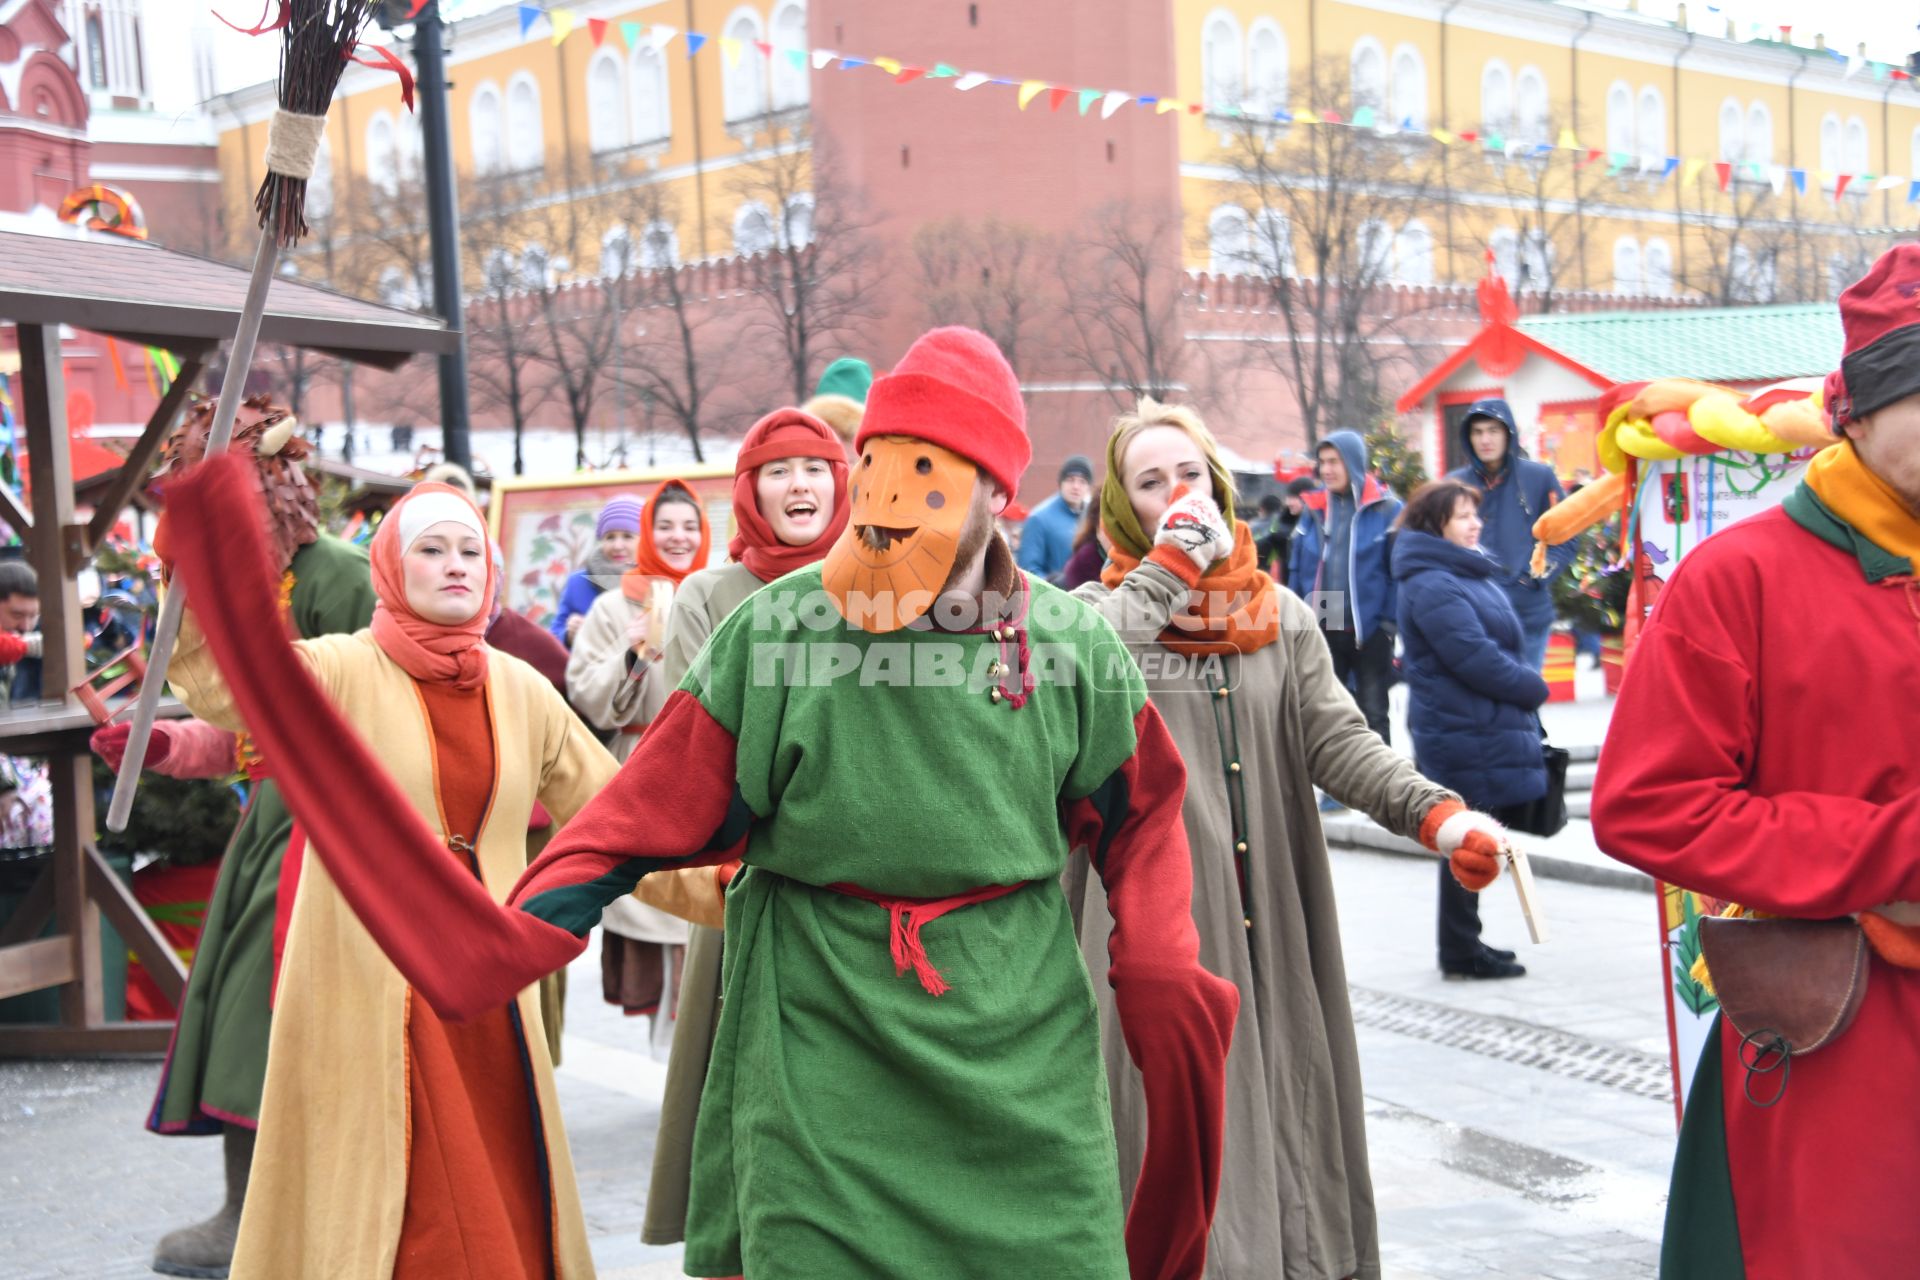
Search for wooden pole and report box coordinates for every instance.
[1506,842,1550,944]
[106,229,278,831]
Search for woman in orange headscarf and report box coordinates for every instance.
[564,479,712,1021]
[164,482,619,1280]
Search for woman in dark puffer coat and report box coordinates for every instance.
[1392,480,1548,979]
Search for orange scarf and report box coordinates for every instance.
[1100,521,1282,655]
[622,478,712,600]
[368,484,495,691]
[1804,441,1920,565]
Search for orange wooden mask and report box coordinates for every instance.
[823,435,979,632]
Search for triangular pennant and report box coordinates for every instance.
[1273,109,1293,123]
[587,17,608,47]
[1187,103,1203,115]
[1557,127,1579,150]
[650,25,677,52]
[1875,175,1905,191]
[1017,80,1047,110]
[956,72,990,91]
[874,56,903,75]
[1077,88,1101,116]
[1778,24,1790,41]
[1744,160,1763,181]
[1138,96,1158,106]
[1351,105,1376,129]
[1908,180,1920,204]
[1156,98,1181,114]
[1767,164,1786,195]
[1321,109,1344,125]
[1637,153,1655,175]
[1047,86,1070,112]
[896,66,926,84]
[786,49,807,70]
[1578,148,1602,167]
[518,4,541,38]
[1874,63,1891,81]
[686,32,707,56]
[1713,161,1732,191]
[619,21,643,48]
[1833,173,1852,201]
[1484,132,1504,151]
[1683,157,1705,186]
[1100,91,1130,119]
[1606,152,1627,175]
[549,8,575,45]
[754,40,772,56]
[719,36,743,68]
[1790,168,1807,194]
[1296,109,1321,124]
[812,48,836,69]
[1661,156,1680,179]
[930,64,959,78]
[1397,115,1413,131]
[1458,130,1477,143]
[1892,67,1911,81]
[1431,128,1456,145]
[840,57,868,70]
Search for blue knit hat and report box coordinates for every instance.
[596,495,643,537]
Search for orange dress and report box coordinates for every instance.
[393,681,555,1280]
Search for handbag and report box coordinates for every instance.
[1698,915,1869,1106]
[1503,730,1569,838]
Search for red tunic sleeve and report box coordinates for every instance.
[1062,701,1240,1280]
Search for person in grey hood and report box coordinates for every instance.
[1445,399,1579,670]
[1289,430,1403,740]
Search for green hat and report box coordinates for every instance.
[814,357,873,405]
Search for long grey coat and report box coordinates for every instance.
[1071,561,1452,1280]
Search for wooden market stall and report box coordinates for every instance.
[0,229,453,1056]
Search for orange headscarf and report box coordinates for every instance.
[369,483,496,690]
[729,407,850,583]
[622,479,712,600]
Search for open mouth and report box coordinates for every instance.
[785,501,818,520]
[856,524,917,553]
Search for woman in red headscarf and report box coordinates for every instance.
[639,406,849,1249]
[163,482,619,1280]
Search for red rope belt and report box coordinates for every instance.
[825,880,1029,997]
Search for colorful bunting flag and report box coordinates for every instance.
[784,48,806,70]
[650,26,677,52]
[1833,174,1852,201]
[587,17,607,47]
[873,56,903,75]
[1557,127,1579,151]
[619,20,643,49]
[1876,175,1905,191]
[1431,128,1456,145]
[754,40,772,57]
[1156,99,1181,114]
[719,36,743,68]
[930,64,959,78]
[1100,91,1130,119]
[1767,165,1786,195]
[1908,180,1920,204]
[811,48,836,69]
[518,4,540,38]
[1296,110,1321,125]
[1683,158,1705,186]
[1790,168,1806,194]
[1713,161,1732,191]
[1351,105,1376,129]
[1017,80,1046,110]
[896,66,925,84]
[1048,86,1071,112]
[839,56,867,70]
[1321,110,1344,125]
[549,8,574,45]
[956,72,990,91]
[1077,88,1101,116]
[1661,156,1679,177]
[686,32,706,56]
[1578,148,1601,167]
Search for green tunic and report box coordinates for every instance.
[147,535,375,1134]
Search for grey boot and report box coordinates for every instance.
[152,1125,254,1278]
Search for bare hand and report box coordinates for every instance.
[566,613,584,642]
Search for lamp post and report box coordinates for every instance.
[378,0,471,471]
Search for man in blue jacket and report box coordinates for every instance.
[1445,399,1578,670]
[1290,430,1402,741]
[1015,454,1093,580]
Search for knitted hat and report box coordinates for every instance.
[595,495,643,538]
[856,327,1029,498]
[1058,454,1094,484]
[814,357,874,405]
[1827,243,1920,431]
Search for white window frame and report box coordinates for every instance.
[1717,98,1745,165]
[1201,9,1244,113]
[1349,37,1387,115]
[721,6,769,123]
[780,192,814,250]
[366,110,399,196]
[770,1,809,110]
[469,82,504,175]
[1389,43,1426,129]
[1479,60,1511,138]
[1245,18,1287,115]
[1208,204,1251,276]
[1842,116,1869,177]
[1744,101,1773,168]
[733,200,776,257]
[1636,86,1665,164]
[1513,66,1548,146]
[1394,220,1435,286]
[1643,239,1673,297]
[505,71,544,172]
[586,49,627,154]
[639,219,679,271]
[1818,112,1842,175]
[630,42,672,145]
[1605,81,1633,157]
[1612,237,1642,295]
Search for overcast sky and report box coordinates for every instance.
[143,0,1918,125]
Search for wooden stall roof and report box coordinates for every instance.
[0,230,456,368]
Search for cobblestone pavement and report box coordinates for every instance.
[2,849,1671,1280]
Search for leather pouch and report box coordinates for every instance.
[1698,915,1869,1105]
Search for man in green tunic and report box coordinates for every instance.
[163,329,1241,1279]
[91,395,374,1278]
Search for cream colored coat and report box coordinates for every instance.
[169,623,619,1280]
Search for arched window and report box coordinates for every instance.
[1514,67,1548,144]
[1605,82,1633,157]
[520,242,554,290]
[1395,221,1434,286]
[1612,237,1642,295]
[734,201,775,256]
[1744,102,1773,167]
[366,111,398,195]
[1731,244,1775,303]
[1208,205,1251,276]
[470,82,503,174]
[1637,86,1666,161]
[781,193,814,249]
[770,2,809,109]
[640,220,679,271]
[1521,230,1552,289]
[1390,44,1427,128]
[506,73,543,170]
[1202,11,1244,112]
[1819,113,1842,174]
[1246,20,1286,114]
[587,51,626,153]
[601,225,633,278]
[1350,39,1386,113]
[482,248,516,293]
[1479,60,1511,136]
[631,44,671,143]
[1357,219,1392,280]
[722,9,768,122]
[1717,98,1744,164]
[1489,227,1519,285]
[307,137,334,221]
[1843,117,1869,176]
[1253,209,1292,277]
[85,14,107,88]
[1643,239,1673,296]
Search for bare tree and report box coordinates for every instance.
[1057,201,1190,406]
[462,169,559,475]
[1213,59,1446,445]
[911,217,1055,375]
[1467,106,1599,308]
[1678,179,1803,305]
[730,123,884,403]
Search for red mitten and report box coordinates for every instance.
[1420,800,1507,892]
[91,719,177,773]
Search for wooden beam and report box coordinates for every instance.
[49,755,101,1027]
[0,861,52,947]
[84,843,184,1004]
[18,323,83,699]
[0,937,75,1000]
[84,356,205,553]
[0,1022,173,1058]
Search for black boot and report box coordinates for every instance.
[1481,943,1518,962]
[152,1125,254,1278]
[1440,951,1526,979]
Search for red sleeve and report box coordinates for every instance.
[0,633,26,666]
[1592,569,1920,917]
[1063,701,1239,1280]
[164,453,744,1022]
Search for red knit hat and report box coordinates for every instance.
[1826,243,1920,431]
[856,327,1029,498]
